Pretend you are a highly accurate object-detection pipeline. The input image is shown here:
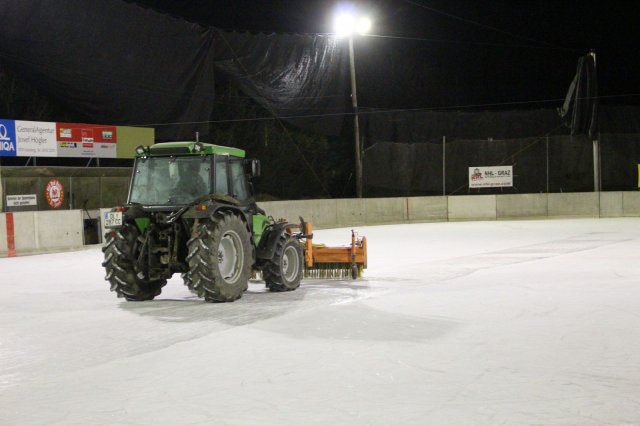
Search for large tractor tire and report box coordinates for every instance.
[102,223,166,301]
[264,234,303,292]
[186,211,252,302]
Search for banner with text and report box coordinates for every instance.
[0,119,118,158]
[16,120,57,157]
[469,166,513,188]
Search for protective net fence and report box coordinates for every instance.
[361,106,640,197]
[363,134,640,197]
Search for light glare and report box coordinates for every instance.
[334,12,355,36]
[357,17,371,34]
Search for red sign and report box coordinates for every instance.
[45,178,65,209]
[56,123,117,144]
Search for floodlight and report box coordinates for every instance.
[334,12,356,36]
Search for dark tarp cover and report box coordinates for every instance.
[213,31,350,135]
[0,0,583,141]
[558,54,598,137]
[598,105,640,134]
[360,108,567,147]
[0,0,217,140]
[0,0,351,139]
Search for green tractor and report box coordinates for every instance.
[101,141,304,302]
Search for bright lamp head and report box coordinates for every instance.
[334,10,371,36]
[334,12,356,36]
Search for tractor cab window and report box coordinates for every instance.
[129,156,211,206]
[214,156,228,195]
[230,160,249,201]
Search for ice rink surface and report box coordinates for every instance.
[1,218,640,425]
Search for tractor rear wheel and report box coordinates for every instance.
[102,223,166,301]
[264,234,303,292]
[186,212,252,302]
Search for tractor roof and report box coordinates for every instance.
[141,141,245,158]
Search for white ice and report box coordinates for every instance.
[1,218,640,425]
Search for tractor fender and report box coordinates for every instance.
[256,222,291,260]
[181,200,248,222]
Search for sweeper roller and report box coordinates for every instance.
[299,222,367,280]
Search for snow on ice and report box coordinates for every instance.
[1,218,640,425]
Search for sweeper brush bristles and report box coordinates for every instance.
[253,264,362,281]
[304,264,354,279]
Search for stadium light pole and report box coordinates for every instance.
[334,11,371,198]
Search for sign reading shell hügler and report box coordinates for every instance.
[469,166,513,188]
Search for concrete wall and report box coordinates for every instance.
[623,192,640,216]
[3,192,640,257]
[599,192,624,217]
[548,192,600,217]
[258,192,640,230]
[497,193,548,219]
[449,195,497,221]
[406,196,448,222]
[0,210,84,257]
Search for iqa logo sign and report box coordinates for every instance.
[0,119,17,157]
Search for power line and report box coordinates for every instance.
[402,0,570,51]
[133,93,640,127]
[364,33,581,52]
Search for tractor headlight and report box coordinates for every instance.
[193,142,204,153]
[135,145,147,156]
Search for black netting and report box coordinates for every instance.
[0,0,217,140]
[362,106,640,196]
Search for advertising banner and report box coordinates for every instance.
[15,120,57,157]
[469,166,513,188]
[0,118,125,158]
[56,123,117,158]
[0,119,17,157]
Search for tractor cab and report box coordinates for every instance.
[128,141,258,207]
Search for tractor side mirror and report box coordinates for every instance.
[246,159,261,178]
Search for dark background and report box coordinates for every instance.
[127,0,640,104]
[1,1,638,199]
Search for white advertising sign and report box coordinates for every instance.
[56,124,117,158]
[469,166,513,188]
[15,120,57,157]
[6,194,38,207]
